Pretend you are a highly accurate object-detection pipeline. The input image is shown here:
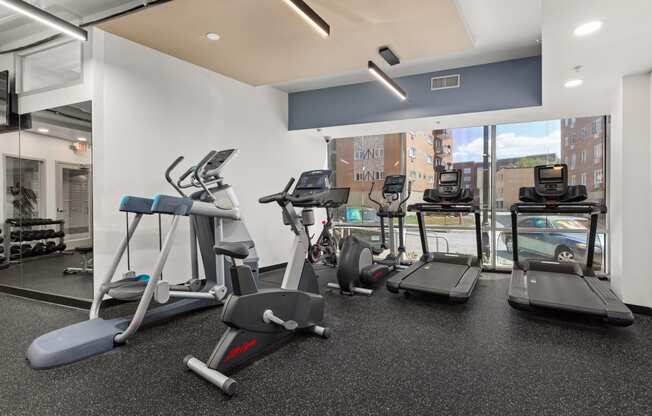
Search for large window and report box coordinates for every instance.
[494,117,607,271]
[328,116,608,272]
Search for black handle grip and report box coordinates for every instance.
[259,192,283,204]
[283,178,296,193]
[399,181,412,207]
[368,182,382,209]
[178,166,195,183]
[165,156,184,182]
[259,178,296,204]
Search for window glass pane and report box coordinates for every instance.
[495,116,607,272]
[329,134,404,249]
[20,41,82,92]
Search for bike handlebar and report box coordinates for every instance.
[259,178,296,204]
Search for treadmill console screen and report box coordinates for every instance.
[437,169,462,198]
[535,165,568,196]
[383,175,406,195]
[439,172,459,184]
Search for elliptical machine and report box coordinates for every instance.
[184,170,349,396]
[27,149,258,369]
[328,175,411,296]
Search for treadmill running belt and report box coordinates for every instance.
[400,262,469,295]
[527,271,606,314]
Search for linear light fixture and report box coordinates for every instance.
[368,61,407,101]
[0,0,87,41]
[283,0,330,37]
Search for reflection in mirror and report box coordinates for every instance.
[0,101,93,300]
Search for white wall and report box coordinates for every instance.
[93,29,326,290]
[0,130,91,220]
[609,72,652,308]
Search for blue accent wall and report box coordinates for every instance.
[288,56,542,130]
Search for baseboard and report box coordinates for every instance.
[260,262,287,273]
[0,284,92,309]
[626,303,652,316]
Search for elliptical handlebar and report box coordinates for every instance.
[165,156,186,197]
[398,181,412,208]
[368,182,383,209]
[190,150,220,201]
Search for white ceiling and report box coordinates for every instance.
[294,0,652,138]
[0,0,142,50]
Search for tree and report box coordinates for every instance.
[514,156,560,168]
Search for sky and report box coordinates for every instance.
[451,120,561,163]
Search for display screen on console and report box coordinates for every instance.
[439,172,459,184]
[295,170,331,190]
[539,166,563,182]
[383,175,406,194]
[205,149,236,168]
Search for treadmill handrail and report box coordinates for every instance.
[408,202,479,214]
[511,202,606,215]
[510,202,604,269]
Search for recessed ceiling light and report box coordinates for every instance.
[564,79,584,88]
[574,21,603,36]
[77,137,87,142]
[205,32,220,41]
[37,128,49,133]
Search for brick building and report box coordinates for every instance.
[560,116,605,201]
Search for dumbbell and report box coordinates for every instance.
[56,243,67,252]
[45,241,57,253]
[44,229,55,238]
[21,244,33,257]
[32,242,46,256]
[10,231,20,242]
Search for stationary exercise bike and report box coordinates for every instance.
[328,175,411,296]
[184,170,349,396]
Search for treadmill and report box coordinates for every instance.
[387,169,482,302]
[508,164,634,326]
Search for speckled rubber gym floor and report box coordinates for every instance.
[1,267,650,416]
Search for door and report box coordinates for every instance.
[56,162,91,248]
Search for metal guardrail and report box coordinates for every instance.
[333,222,602,234]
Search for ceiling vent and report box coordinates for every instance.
[431,74,460,91]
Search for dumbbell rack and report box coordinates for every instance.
[3,219,66,264]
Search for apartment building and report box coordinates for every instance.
[560,116,605,200]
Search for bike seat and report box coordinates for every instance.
[214,241,255,259]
